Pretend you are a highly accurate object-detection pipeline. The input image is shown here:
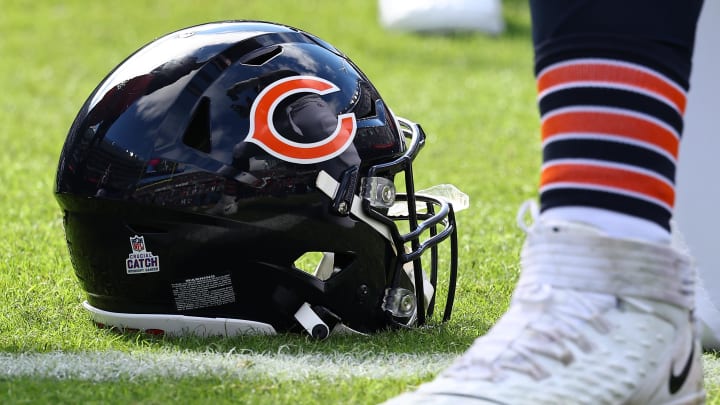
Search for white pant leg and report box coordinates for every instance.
[674,0,720,350]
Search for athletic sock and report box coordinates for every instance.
[536,57,689,242]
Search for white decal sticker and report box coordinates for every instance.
[171,274,236,311]
[126,235,160,274]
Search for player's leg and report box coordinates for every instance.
[674,0,720,350]
[384,0,706,403]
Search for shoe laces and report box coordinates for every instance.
[443,200,615,382]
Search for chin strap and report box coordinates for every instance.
[293,302,367,339]
[294,303,332,339]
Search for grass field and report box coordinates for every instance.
[1,0,717,403]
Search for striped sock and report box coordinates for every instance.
[537,58,688,239]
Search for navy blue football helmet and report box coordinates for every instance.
[55,21,458,338]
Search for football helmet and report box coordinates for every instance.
[55,21,459,338]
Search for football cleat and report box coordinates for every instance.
[384,201,705,404]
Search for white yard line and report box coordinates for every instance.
[1,350,718,389]
[0,350,456,381]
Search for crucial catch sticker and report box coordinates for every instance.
[126,235,160,274]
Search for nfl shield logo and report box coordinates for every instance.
[130,236,146,252]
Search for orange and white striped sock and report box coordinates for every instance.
[536,58,688,243]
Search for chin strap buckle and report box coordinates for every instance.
[329,166,359,216]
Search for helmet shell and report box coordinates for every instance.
[56,21,449,334]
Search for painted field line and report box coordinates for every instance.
[2,351,718,387]
[0,350,456,381]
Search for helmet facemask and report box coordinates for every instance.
[315,117,459,330]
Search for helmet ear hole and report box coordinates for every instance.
[294,251,336,280]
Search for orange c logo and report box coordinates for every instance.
[243,75,357,164]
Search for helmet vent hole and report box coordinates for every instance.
[182,97,212,153]
[241,46,282,66]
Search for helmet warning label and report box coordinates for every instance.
[126,235,160,274]
[171,274,236,311]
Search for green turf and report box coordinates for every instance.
[0,0,717,403]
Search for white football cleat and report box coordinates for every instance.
[384,203,705,404]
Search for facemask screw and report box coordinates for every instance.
[337,201,349,215]
[381,185,395,205]
[381,288,417,320]
[400,294,415,313]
